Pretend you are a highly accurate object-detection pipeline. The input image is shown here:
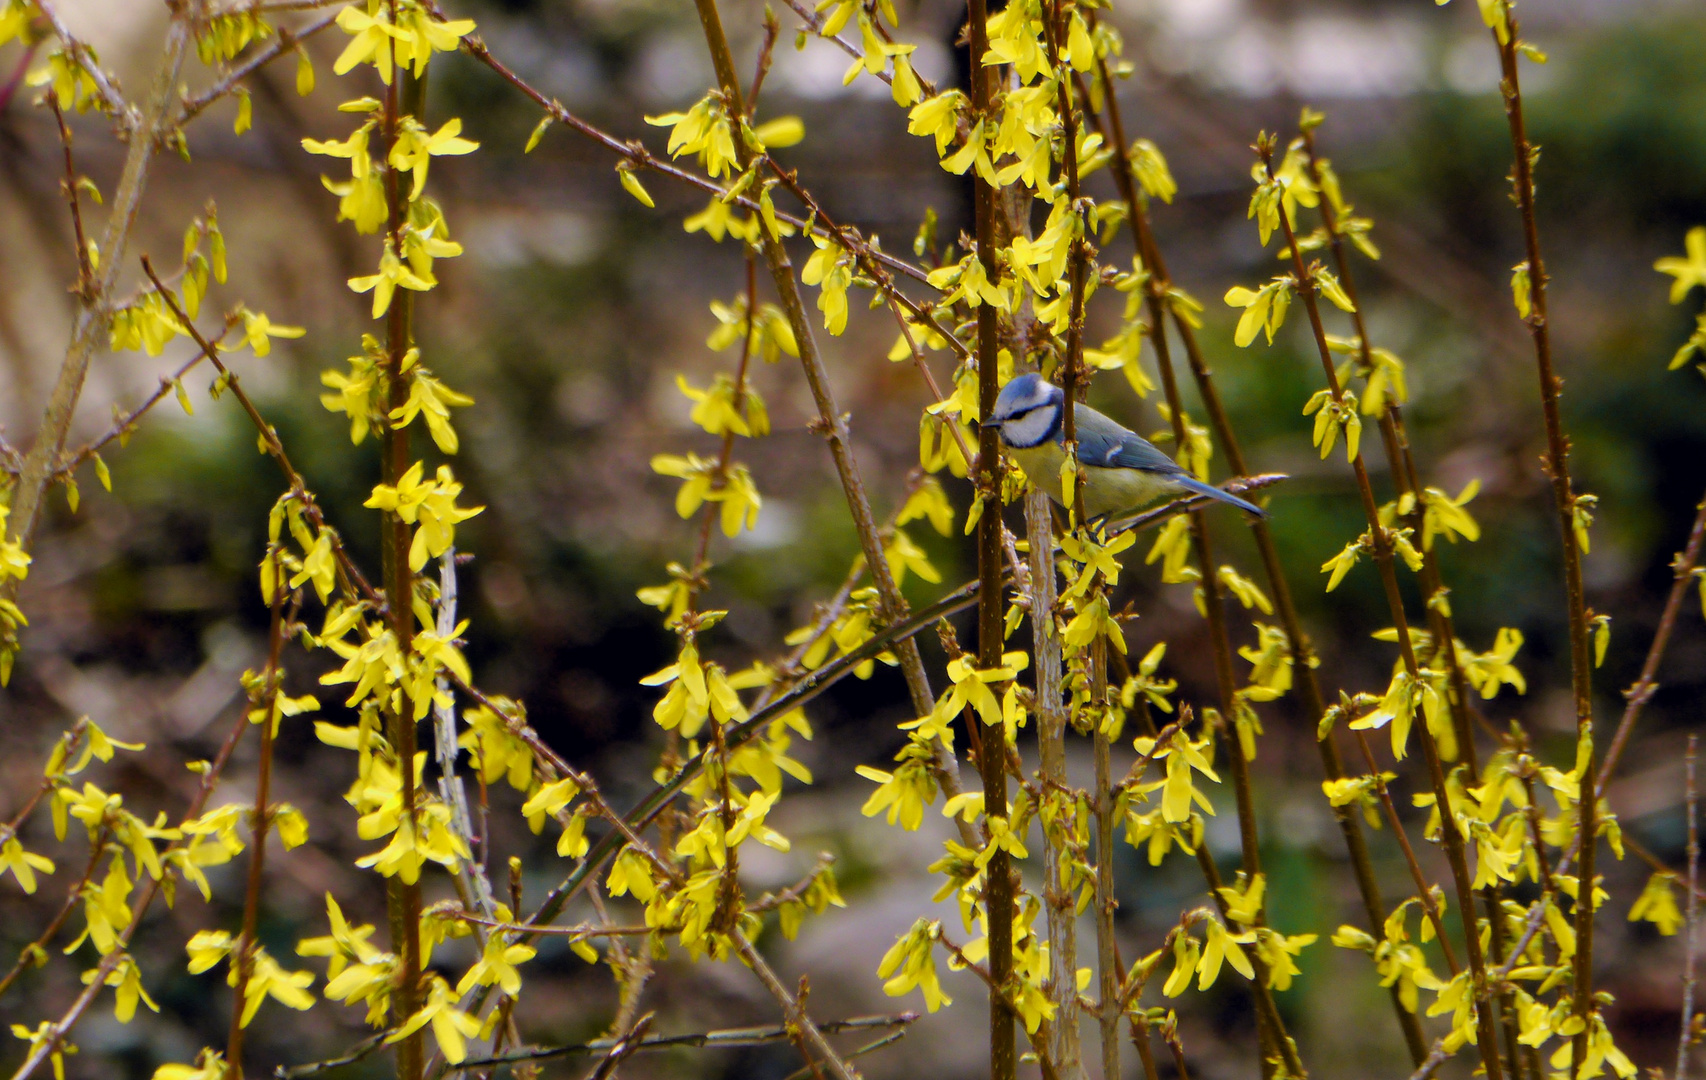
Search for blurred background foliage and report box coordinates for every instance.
[3,0,1706,1076]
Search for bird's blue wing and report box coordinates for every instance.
[1076,407,1182,474]
[1077,406,1266,516]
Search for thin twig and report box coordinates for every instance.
[1119,697,1302,1074]
[1159,1015,1193,1080]
[779,1029,910,1080]
[0,41,39,114]
[214,0,346,14]
[746,7,779,110]
[580,1013,654,1080]
[762,146,970,363]
[46,96,94,299]
[1127,1015,1163,1080]
[51,332,229,482]
[458,574,987,1024]
[5,15,190,576]
[1407,1041,1452,1080]
[448,1014,916,1070]
[1260,135,1499,1080]
[0,720,86,845]
[442,20,936,290]
[1603,490,1706,781]
[1350,731,1459,974]
[960,0,1016,1074]
[0,830,107,1002]
[1683,735,1700,1080]
[1123,117,1284,1073]
[451,915,653,939]
[934,932,1064,1080]
[778,0,934,97]
[731,934,860,1080]
[1297,125,1482,773]
[139,258,380,606]
[32,0,130,120]
[177,12,340,126]
[274,1030,392,1079]
[1488,15,1599,1073]
[1089,41,1423,1060]
[10,689,260,1080]
[749,854,838,913]
[1493,487,1706,984]
[227,553,292,1079]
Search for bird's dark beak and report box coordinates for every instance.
[979,418,1001,430]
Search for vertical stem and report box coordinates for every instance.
[433,552,498,920]
[1490,18,1597,1073]
[689,255,758,605]
[1295,124,1523,1073]
[1045,0,1088,516]
[1485,888,1525,1080]
[1126,695,1301,1076]
[46,96,94,301]
[379,13,425,1076]
[1297,130,1480,775]
[1162,1022,1194,1080]
[1681,735,1699,1080]
[709,674,742,929]
[1350,733,1459,971]
[7,20,189,559]
[1128,1015,1163,1080]
[1092,698,1119,1080]
[964,0,1015,1073]
[1099,92,1258,892]
[226,551,287,1080]
[1191,843,1305,1077]
[1029,490,1082,1077]
[732,933,860,1080]
[673,253,758,934]
[1263,144,1504,1080]
[1123,122,1281,1070]
[686,0,946,776]
[1601,491,1706,782]
[1037,11,1098,1079]
[1088,55,1423,1062]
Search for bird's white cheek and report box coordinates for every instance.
[1003,410,1056,448]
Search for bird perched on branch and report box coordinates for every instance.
[984,372,1266,521]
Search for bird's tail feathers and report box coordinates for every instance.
[1172,475,1267,518]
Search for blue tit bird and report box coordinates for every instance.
[984,373,1265,520]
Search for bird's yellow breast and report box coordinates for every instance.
[1009,441,1180,519]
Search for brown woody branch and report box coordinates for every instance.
[1085,45,1423,1059]
[1260,138,1503,1080]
